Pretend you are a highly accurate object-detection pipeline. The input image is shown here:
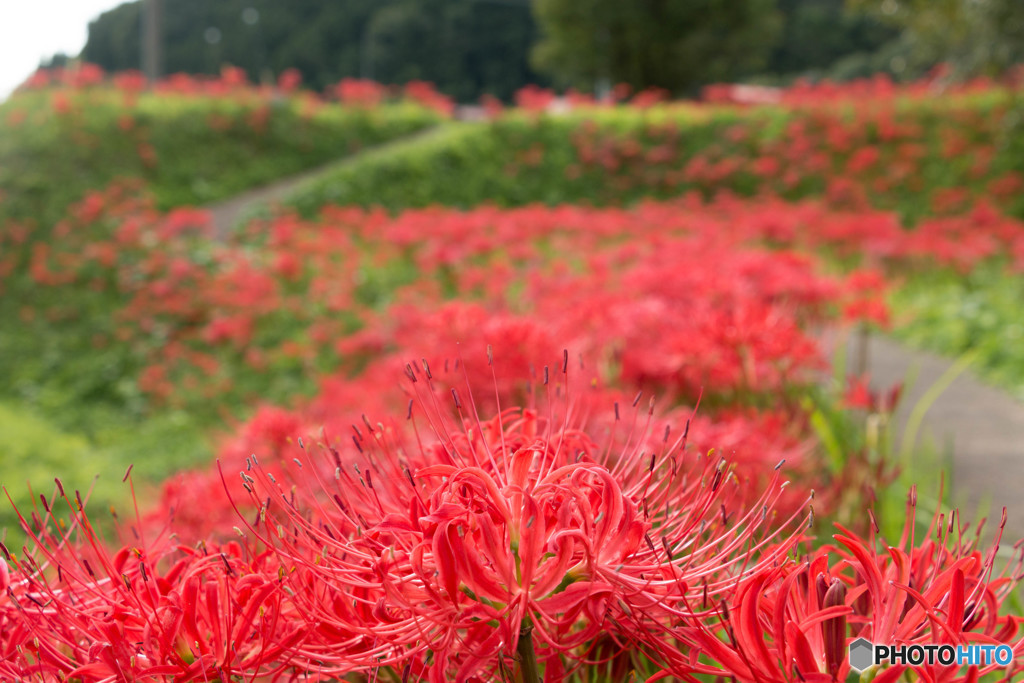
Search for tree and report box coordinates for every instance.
[530,0,783,94]
[39,53,73,70]
[766,0,897,78]
[847,0,1024,78]
[80,0,546,101]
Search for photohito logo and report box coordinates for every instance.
[848,637,1014,672]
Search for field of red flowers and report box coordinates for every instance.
[1,69,1023,681]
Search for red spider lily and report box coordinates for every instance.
[662,488,1024,683]
[277,68,303,93]
[0,479,308,682]
[665,555,853,682]
[48,180,1024,423]
[334,78,387,107]
[841,374,903,414]
[404,81,455,117]
[222,357,813,681]
[514,84,557,112]
[830,489,1024,681]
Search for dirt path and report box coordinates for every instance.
[827,331,1024,543]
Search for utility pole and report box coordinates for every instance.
[142,0,163,85]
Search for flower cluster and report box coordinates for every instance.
[1,355,1019,681]
[11,185,905,415]
[701,68,1010,107]
[18,63,455,117]
[28,181,1024,425]
[555,95,1023,220]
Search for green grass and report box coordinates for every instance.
[283,92,1024,221]
[285,109,757,213]
[0,401,211,547]
[891,264,1024,401]
[0,88,442,230]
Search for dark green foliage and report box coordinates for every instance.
[79,0,953,103]
[530,0,783,94]
[767,0,898,79]
[81,0,546,102]
[849,0,1024,78]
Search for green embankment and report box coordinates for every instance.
[0,86,441,538]
[285,94,1024,221]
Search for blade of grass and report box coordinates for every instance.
[899,350,978,462]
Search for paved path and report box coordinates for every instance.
[826,331,1024,545]
[205,126,447,238]
[206,163,338,239]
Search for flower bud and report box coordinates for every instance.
[822,578,848,681]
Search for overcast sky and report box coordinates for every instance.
[0,1,126,100]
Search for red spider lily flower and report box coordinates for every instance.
[672,488,1024,683]
[842,375,902,414]
[831,489,1024,680]
[334,78,386,107]
[0,479,307,682]
[277,67,303,94]
[843,374,874,411]
[667,554,854,683]
[224,357,813,681]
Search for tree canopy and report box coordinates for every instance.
[81,0,545,102]
[77,0,943,102]
[766,0,897,79]
[530,0,783,94]
[848,0,1024,78]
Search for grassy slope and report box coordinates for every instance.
[286,107,753,213]
[0,88,441,228]
[284,93,1024,219]
[0,87,441,537]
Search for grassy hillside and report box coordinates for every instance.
[285,92,1024,222]
[0,80,442,537]
[0,85,443,231]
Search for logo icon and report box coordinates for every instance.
[849,637,873,672]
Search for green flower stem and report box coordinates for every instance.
[517,620,540,683]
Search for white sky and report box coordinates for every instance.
[0,0,127,101]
